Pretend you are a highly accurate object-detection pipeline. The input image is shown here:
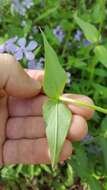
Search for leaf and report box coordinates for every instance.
[99,137,107,173]
[74,16,99,43]
[43,99,72,168]
[64,163,74,187]
[41,31,67,99]
[87,176,103,190]
[94,45,107,68]
[91,0,105,24]
[93,83,107,98]
[71,143,89,179]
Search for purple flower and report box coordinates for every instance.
[28,57,44,70]
[83,39,91,47]
[11,0,34,16]
[74,30,82,41]
[11,0,26,16]
[15,38,38,61]
[82,134,94,143]
[0,36,17,54]
[22,0,34,9]
[53,26,65,43]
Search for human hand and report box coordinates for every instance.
[0,53,94,165]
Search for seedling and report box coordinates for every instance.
[41,31,107,168]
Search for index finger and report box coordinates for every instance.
[9,94,94,120]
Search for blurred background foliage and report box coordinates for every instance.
[0,0,107,189]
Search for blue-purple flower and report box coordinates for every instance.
[15,38,38,61]
[83,39,91,47]
[11,0,34,16]
[28,57,44,70]
[53,26,65,43]
[82,134,94,143]
[0,37,38,62]
[0,36,17,54]
[74,30,82,41]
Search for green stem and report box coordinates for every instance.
[59,96,107,114]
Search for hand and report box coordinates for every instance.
[0,53,94,165]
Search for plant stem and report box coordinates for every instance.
[59,96,107,114]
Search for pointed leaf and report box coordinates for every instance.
[94,45,107,68]
[41,31,67,99]
[43,99,72,168]
[74,16,99,43]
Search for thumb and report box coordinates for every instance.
[0,54,41,98]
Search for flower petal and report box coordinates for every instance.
[25,51,35,60]
[15,48,23,60]
[26,41,38,51]
[6,44,17,54]
[17,38,26,47]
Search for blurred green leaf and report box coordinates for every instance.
[93,83,107,98]
[87,176,103,190]
[94,45,107,68]
[74,16,99,43]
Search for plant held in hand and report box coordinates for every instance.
[41,31,107,168]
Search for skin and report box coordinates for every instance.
[0,53,94,165]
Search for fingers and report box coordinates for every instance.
[25,69,44,86]
[6,117,45,139]
[67,115,88,141]
[8,94,94,120]
[63,94,94,120]
[8,95,47,116]
[6,115,88,141]
[3,139,72,164]
[0,96,8,165]
[0,54,41,98]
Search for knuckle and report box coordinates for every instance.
[0,53,16,66]
[4,53,16,64]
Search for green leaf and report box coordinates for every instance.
[87,176,103,190]
[91,0,105,24]
[94,45,107,68]
[71,143,89,179]
[43,99,72,168]
[99,137,107,173]
[41,31,67,99]
[74,16,99,43]
[93,83,107,98]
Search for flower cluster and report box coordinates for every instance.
[74,29,91,46]
[28,57,44,70]
[0,36,43,69]
[74,30,82,41]
[53,26,65,43]
[11,0,34,16]
[0,37,37,60]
